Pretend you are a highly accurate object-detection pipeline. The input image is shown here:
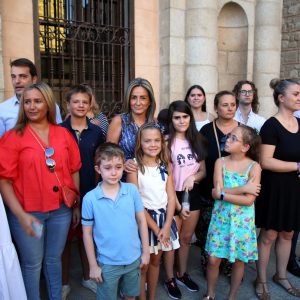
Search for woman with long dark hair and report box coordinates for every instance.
[184,85,214,131]
[163,100,207,299]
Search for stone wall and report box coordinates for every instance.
[281,0,300,79]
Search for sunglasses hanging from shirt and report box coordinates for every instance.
[28,127,79,208]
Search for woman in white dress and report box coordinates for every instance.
[0,193,27,300]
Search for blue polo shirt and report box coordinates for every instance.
[81,182,144,265]
[61,117,105,199]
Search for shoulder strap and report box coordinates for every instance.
[245,161,256,176]
[213,120,221,158]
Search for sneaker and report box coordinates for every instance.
[176,272,199,292]
[62,284,71,300]
[81,278,97,293]
[164,278,182,299]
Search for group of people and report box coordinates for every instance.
[0,57,300,300]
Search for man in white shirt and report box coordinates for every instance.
[233,80,266,132]
[0,58,62,137]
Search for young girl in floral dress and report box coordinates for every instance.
[203,125,261,300]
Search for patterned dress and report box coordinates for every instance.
[205,159,258,263]
[119,113,139,160]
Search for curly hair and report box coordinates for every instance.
[238,124,261,161]
[232,80,259,113]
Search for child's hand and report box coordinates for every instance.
[140,252,150,272]
[212,182,222,200]
[158,227,171,247]
[182,175,195,191]
[89,265,103,283]
[124,159,138,173]
[244,176,261,196]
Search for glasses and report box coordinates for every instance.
[226,134,242,143]
[45,147,56,172]
[239,90,254,96]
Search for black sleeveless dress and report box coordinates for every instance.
[255,117,300,231]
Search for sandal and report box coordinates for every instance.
[272,274,300,297]
[202,295,215,300]
[254,278,271,300]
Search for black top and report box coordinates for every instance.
[199,122,229,203]
[61,117,105,199]
[255,117,300,231]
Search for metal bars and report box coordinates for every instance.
[37,0,133,118]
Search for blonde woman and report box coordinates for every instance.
[0,82,81,300]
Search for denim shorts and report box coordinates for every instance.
[97,257,141,300]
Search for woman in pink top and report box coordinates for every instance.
[163,100,207,299]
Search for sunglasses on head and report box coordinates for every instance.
[45,147,56,172]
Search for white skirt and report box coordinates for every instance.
[0,194,27,300]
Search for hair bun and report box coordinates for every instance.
[269,78,281,90]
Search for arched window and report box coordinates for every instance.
[36,0,134,118]
[218,2,248,90]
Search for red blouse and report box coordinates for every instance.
[0,124,82,212]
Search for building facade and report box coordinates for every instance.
[0,0,299,118]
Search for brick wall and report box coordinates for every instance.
[281,0,300,80]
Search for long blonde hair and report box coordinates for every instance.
[122,78,156,123]
[14,82,57,134]
[135,123,169,174]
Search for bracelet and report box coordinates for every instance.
[297,162,300,174]
[220,191,226,201]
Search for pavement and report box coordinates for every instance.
[43,240,300,300]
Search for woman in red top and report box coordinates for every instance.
[0,82,81,300]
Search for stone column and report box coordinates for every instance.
[1,0,35,99]
[185,0,218,112]
[253,0,283,117]
[159,0,186,108]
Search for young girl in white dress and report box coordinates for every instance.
[127,123,179,300]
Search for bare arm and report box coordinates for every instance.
[106,115,122,143]
[182,160,206,191]
[82,225,102,282]
[157,169,176,246]
[0,179,38,236]
[136,211,150,270]
[212,163,262,206]
[164,168,176,227]
[260,144,297,172]
[127,170,163,237]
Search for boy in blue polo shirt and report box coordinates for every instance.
[61,84,105,297]
[82,143,149,300]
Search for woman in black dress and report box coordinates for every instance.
[255,79,300,299]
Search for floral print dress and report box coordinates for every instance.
[205,159,258,263]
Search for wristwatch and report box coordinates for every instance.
[220,190,226,201]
